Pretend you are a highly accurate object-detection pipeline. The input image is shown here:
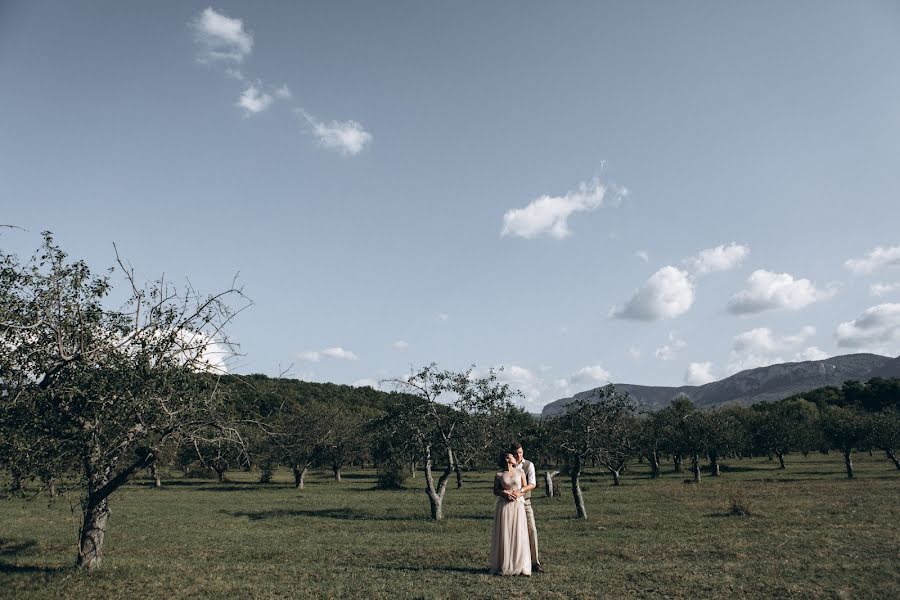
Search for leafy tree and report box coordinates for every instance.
[380,364,517,520]
[869,410,900,470]
[822,407,870,479]
[752,399,819,468]
[548,384,635,518]
[0,233,247,569]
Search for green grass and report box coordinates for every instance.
[1,453,898,599]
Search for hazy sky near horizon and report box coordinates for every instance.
[2,2,900,410]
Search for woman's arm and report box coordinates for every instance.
[492,474,502,497]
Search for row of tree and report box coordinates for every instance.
[1,234,898,571]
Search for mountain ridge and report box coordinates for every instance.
[541,352,900,416]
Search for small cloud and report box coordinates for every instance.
[726,325,818,374]
[635,250,649,262]
[688,242,750,277]
[845,245,900,275]
[392,340,409,350]
[570,365,612,385]
[655,332,686,361]
[835,303,900,351]
[627,346,641,360]
[871,282,900,297]
[732,326,816,354]
[297,110,372,156]
[298,346,359,361]
[237,85,273,115]
[610,266,694,321]
[685,362,716,385]
[437,313,449,322]
[795,346,829,361]
[501,178,607,240]
[275,84,292,99]
[727,270,834,315]
[190,7,253,64]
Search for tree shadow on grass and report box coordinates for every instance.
[0,538,67,574]
[375,564,491,576]
[222,507,424,522]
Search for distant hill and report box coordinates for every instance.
[541,353,900,417]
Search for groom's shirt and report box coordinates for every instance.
[517,459,536,500]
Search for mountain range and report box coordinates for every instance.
[541,352,900,417]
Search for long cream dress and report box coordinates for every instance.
[489,469,532,576]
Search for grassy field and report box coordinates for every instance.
[1,453,898,600]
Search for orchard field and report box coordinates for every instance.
[1,452,897,600]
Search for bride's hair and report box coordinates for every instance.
[496,451,511,469]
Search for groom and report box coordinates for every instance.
[511,441,543,573]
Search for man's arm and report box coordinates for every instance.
[521,461,537,494]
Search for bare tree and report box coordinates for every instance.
[0,233,249,570]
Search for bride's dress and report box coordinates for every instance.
[489,470,532,576]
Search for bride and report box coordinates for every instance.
[489,451,532,576]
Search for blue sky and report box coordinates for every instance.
[2,2,900,410]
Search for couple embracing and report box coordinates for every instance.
[489,442,544,576]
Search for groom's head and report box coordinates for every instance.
[511,442,524,463]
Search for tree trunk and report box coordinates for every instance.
[214,466,226,483]
[77,497,110,570]
[410,462,416,478]
[886,449,900,470]
[332,465,341,482]
[691,453,701,483]
[777,452,786,470]
[454,462,464,489]
[611,469,621,486]
[292,464,308,489]
[544,470,560,498]
[45,478,58,497]
[673,454,683,473]
[709,454,721,477]
[259,465,273,484]
[570,458,587,519]
[149,463,162,487]
[843,449,854,479]
[648,450,660,479]
[424,445,453,520]
[767,453,773,461]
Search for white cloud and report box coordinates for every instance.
[835,303,900,351]
[437,313,449,321]
[297,110,371,156]
[635,250,649,262]
[501,178,606,240]
[727,270,833,315]
[492,365,544,408]
[795,346,830,361]
[191,7,253,64]
[237,85,273,114]
[611,266,694,321]
[392,340,409,350]
[845,245,900,275]
[298,346,359,362]
[871,282,900,297]
[655,332,686,361]
[569,365,612,385]
[727,325,821,374]
[553,364,612,399]
[627,346,641,360]
[275,85,292,99]
[688,242,750,276]
[685,362,716,385]
[732,326,816,354]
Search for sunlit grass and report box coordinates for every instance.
[1,452,898,599]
